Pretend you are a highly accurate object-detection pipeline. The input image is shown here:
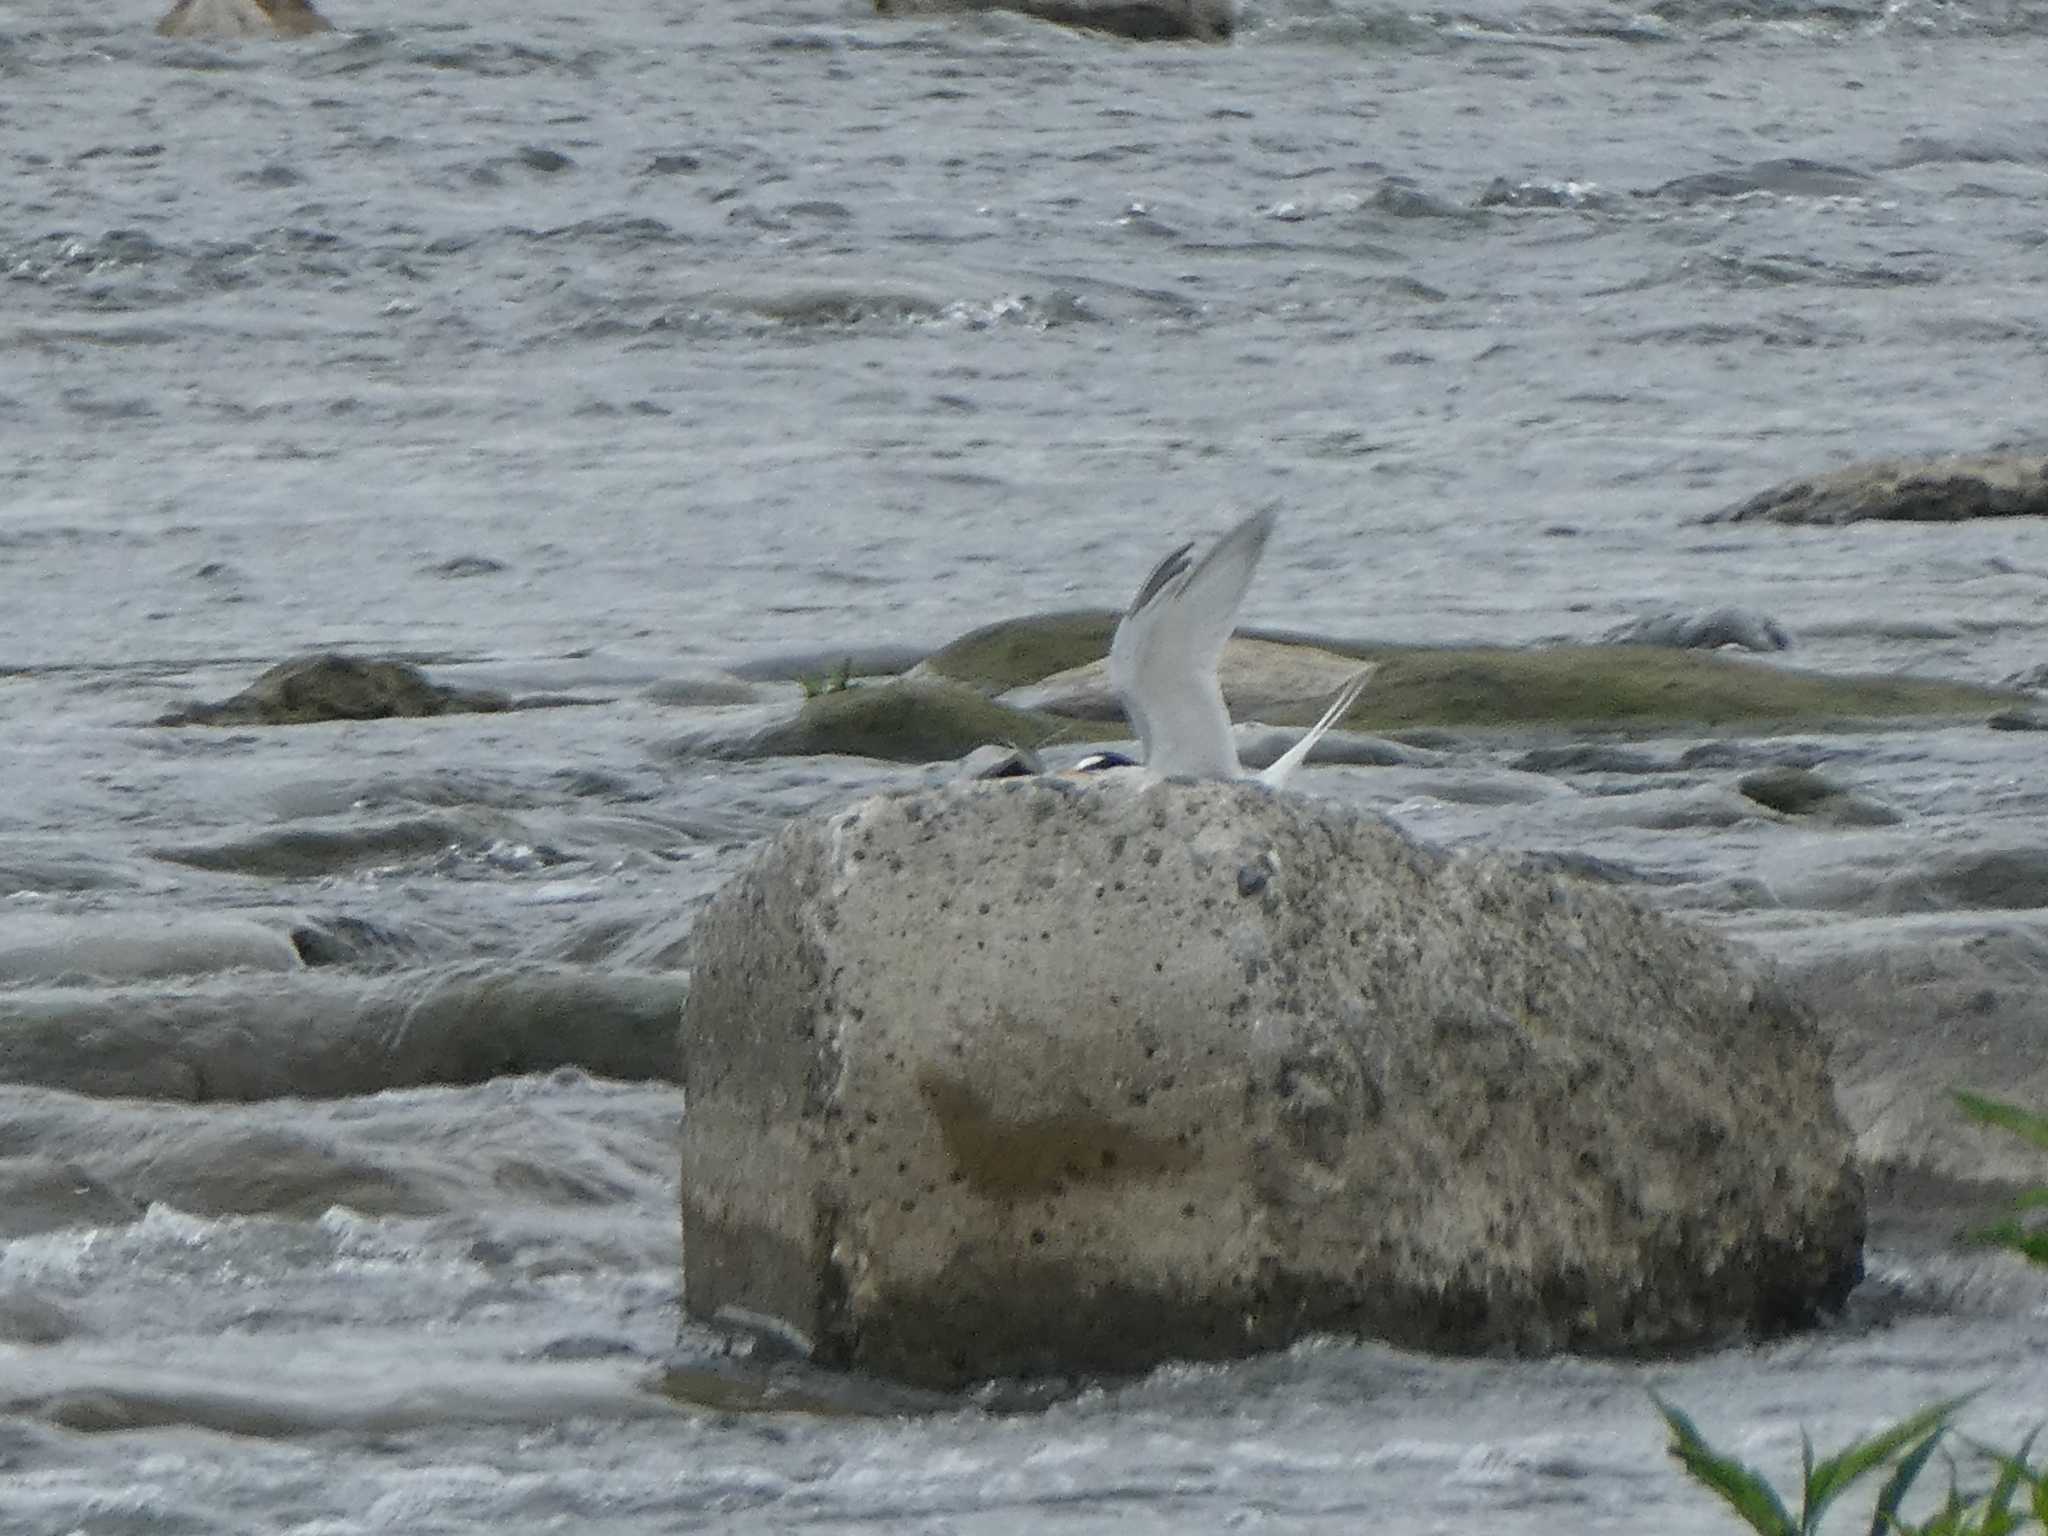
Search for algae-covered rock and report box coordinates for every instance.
[156,0,332,37]
[1705,453,2048,525]
[1737,766,1900,826]
[0,964,689,1100]
[1003,636,1369,723]
[919,611,1122,694]
[1603,608,1791,652]
[681,776,1864,1387]
[743,679,1062,764]
[158,655,511,727]
[871,0,1232,41]
[1355,647,2008,731]
[921,613,2012,733]
[1779,926,2048,1194]
[1989,708,2048,732]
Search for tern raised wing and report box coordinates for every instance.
[1107,510,1370,788]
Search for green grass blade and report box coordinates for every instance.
[1867,1424,1950,1536]
[1807,1398,1972,1532]
[1653,1392,1797,1535]
[1952,1091,2048,1153]
[1964,1220,2048,1265]
[1964,1426,2041,1536]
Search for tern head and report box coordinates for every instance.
[1106,510,1370,791]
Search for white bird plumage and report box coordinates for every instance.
[1107,509,1371,790]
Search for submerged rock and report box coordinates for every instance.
[0,914,301,985]
[155,0,332,37]
[1603,608,1791,652]
[669,679,1061,765]
[0,1156,143,1238]
[958,743,1045,780]
[1646,157,1872,204]
[0,964,688,1100]
[1988,708,2048,732]
[1779,925,2048,1195]
[157,654,511,727]
[680,777,1863,1388]
[871,0,1232,40]
[1000,636,1370,723]
[1704,454,2048,526]
[921,613,2012,731]
[1737,766,1900,827]
[920,610,1121,694]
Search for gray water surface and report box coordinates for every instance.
[5,0,2048,1529]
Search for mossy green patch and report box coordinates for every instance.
[751,679,1063,763]
[1341,646,2011,731]
[1738,767,1846,815]
[920,610,1121,693]
[158,654,511,727]
[921,612,2014,732]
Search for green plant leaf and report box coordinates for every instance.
[1965,1220,2048,1266]
[1867,1423,1950,1536]
[1806,1398,1971,1533]
[1653,1392,1796,1535]
[1964,1427,2041,1536]
[1952,1090,2048,1154]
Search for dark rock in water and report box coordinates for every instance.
[288,914,429,968]
[2005,663,2048,693]
[1603,608,1790,652]
[1738,766,1900,826]
[677,679,1060,765]
[0,1288,85,1345]
[1783,927,2048,1195]
[958,743,1045,780]
[1878,848,2048,913]
[920,610,1120,693]
[1645,157,1872,204]
[1475,177,1612,210]
[726,643,928,685]
[158,815,492,878]
[531,1334,641,1361]
[0,1155,144,1237]
[680,777,1863,1388]
[1678,740,1851,772]
[1512,744,1678,775]
[1515,849,1673,886]
[926,613,2011,729]
[1704,454,2048,525]
[1231,724,1420,772]
[0,913,301,984]
[1738,766,1844,815]
[1988,707,2048,731]
[157,654,511,727]
[155,0,332,37]
[999,636,1367,725]
[870,0,1231,41]
[0,964,689,1101]
[641,672,771,707]
[426,555,508,579]
[516,145,573,174]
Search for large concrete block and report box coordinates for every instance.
[681,777,1862,1387]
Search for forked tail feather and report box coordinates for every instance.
[1255,667,1374,790]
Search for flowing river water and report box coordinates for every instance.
[3,0,2048,1529]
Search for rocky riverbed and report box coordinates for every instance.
[5,0,2048,1526]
